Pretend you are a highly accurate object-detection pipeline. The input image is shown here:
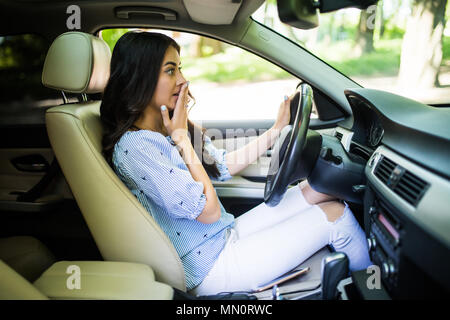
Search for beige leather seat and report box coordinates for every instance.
[42,32,186,291]
[0,260,48,300]
[0,236,55,282]
[0,259,173,300]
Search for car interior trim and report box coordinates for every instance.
[366,145,450,248]
[334,126,354,152]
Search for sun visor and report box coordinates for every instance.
[183,0,242,25]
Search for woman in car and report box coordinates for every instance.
[100,31,371,296]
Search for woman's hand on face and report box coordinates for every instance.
[160,81,190,145]
[273,95,292,131]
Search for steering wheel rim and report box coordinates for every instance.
[264,83,319,207]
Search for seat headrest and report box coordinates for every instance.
[42,32,111,94]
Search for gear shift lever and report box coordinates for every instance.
[321,252,349,300]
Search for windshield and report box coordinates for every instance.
[253,0,450,105]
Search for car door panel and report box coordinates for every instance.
[0,148,53,201]
[0,126,99,261]
[205,121,336,186]
[205,119,336,216]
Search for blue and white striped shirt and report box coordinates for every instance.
[112,130,235,290]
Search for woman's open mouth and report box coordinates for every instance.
[172,93,179,105]
[172,92,180,103]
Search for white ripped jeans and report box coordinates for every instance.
[190,184,372,296]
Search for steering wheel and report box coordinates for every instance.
[264,83,322,207]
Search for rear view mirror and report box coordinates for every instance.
[277,0,379,30]
[277,0,319,30]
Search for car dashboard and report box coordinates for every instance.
[335,88,450,299]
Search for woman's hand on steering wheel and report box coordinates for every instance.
[273,95,292,131]
[264,84,320,207]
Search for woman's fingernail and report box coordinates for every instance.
[161,105,167,111]
[284,95,288,101]
[186,81,190,87]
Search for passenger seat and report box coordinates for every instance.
[0,260,48,300]
[0,236,56,282]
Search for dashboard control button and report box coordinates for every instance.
[367,237,377,251]
[320,147,343,165]
[352,185,366,193]
[382,262,390,278]
[382,262,396,279]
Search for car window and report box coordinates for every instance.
[100,28,319,121]
[0,34,68,125]
[253,0,450,106]
[0,34,57,124]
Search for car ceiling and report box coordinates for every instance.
[0,0,265,39]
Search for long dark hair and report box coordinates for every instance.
[100,31,220,178]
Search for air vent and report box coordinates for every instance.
[335,131,343,142]
[395,171,429,206]
[374,156,396,184]
[350,143,371,161]
[374,156,429,206]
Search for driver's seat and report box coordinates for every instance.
[42,32,186,291]
[43,31,332,298]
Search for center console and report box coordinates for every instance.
[353,146,450,299]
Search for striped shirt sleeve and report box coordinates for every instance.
[124,133,206,220]
[203,135,232,182]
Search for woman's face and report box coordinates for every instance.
[151,45,187,111]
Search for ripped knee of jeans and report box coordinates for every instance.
[328,205,364,248]
[318,201,346,223]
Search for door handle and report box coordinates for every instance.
[15,163,47,172]
[11,154,49,172]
